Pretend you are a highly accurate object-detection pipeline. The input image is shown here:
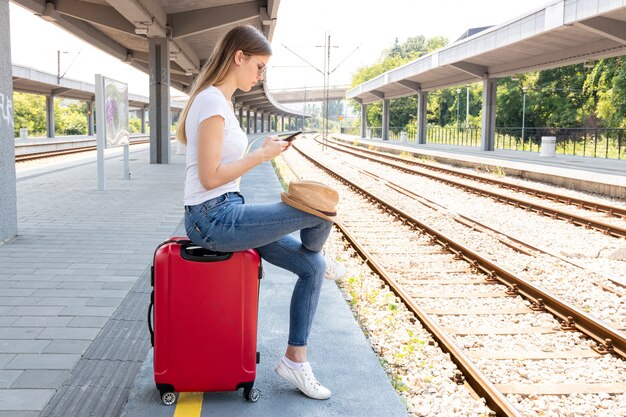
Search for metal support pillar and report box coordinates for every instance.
[417,91,428,144]
[46,95,55,138]
[360,103,367,138]
[382,98,390,141]
[481,78,497,151]
[149,37,170,164]
[87,100,94,136]
[0,0,17,242]
[238,106,244,129]
[246,110,251,134]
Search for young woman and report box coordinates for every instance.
[177,25,346,400]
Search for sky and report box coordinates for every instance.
[8,0,550,99]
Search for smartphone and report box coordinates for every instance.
[282,130,303,142]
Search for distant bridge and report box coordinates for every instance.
[270,86,349,103]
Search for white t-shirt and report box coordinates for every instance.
[183,86,248,206]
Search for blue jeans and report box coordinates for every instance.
[184,192,333,346]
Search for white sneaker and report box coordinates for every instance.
[275,359,332,400]
[323,252,347,281]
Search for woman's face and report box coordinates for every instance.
[236,52,270,91]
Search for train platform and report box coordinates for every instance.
[333,134,626,198]
[0,133,407,417]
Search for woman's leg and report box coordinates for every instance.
[256,234,325,348]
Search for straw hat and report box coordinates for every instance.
[281,181,340,223]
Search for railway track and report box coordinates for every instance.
[15,139,150,163]
[322,137,626,239]
[281,136,626,417]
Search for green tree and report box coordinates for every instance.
[13,92,46,138]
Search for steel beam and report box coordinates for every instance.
[575,16,626,46]
[170,2,259,39]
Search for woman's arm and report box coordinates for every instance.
[197,115,287,190]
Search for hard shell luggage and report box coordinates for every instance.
[148,238,262,405]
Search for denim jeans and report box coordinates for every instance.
[184,192,333,346]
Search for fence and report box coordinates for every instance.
[340,126,626,159]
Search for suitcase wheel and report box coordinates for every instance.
[161,391,177,406]
[244,388,260,402]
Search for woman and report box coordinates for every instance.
[177,25,346,400]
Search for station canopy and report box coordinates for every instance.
[348,0,626,103]
[12,0,305,116]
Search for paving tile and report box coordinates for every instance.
[94,275,138,283]
[101,282,135,290]
[8,274,55,281]
[6,354,81,370]
[42,340,92,354]
[0,389,55,411]
[0,371,22,388]
[9,282,59,290]
[11,370,70,389]
[0,340,50,354]
[37,297,89,306]
[0,317,18,327]
[5,307,65,316]
[0,289,36,297]
[13,317,73,327]
[67,316,109,328]
[57,282,103,290]
[0,411,39,417]
[0,298,41,306]
[0,355,17,368]
[33,269,76,276]
[36,327,101,341]
[86,297,124,307]
[0,328,44,340]
[31,289,82,298]
[60,306,116,317]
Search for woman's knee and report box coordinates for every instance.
[297,251,325,280]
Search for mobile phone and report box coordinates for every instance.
[282,131,303,142]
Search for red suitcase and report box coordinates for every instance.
[148,238,262,405]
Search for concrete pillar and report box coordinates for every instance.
[417,91,428,144]
[149,37,170,163]
[481,78,497,151]
[360,103,367,138]
[382,98,390,141]
[140,106,147,134]
[246,110,251,134]
[46,95,55,138]
[0,0,17,242]
[238,106,244,129]
[260,112,265,132]
[87,100,94,136]
[281,115,285,131]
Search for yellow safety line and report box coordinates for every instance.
[173,392,203,417]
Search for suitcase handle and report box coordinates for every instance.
[179,242,233,262]
[148,290,154,347]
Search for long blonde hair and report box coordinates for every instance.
[176,25,272,144]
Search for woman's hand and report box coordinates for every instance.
[253,136,288,162]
